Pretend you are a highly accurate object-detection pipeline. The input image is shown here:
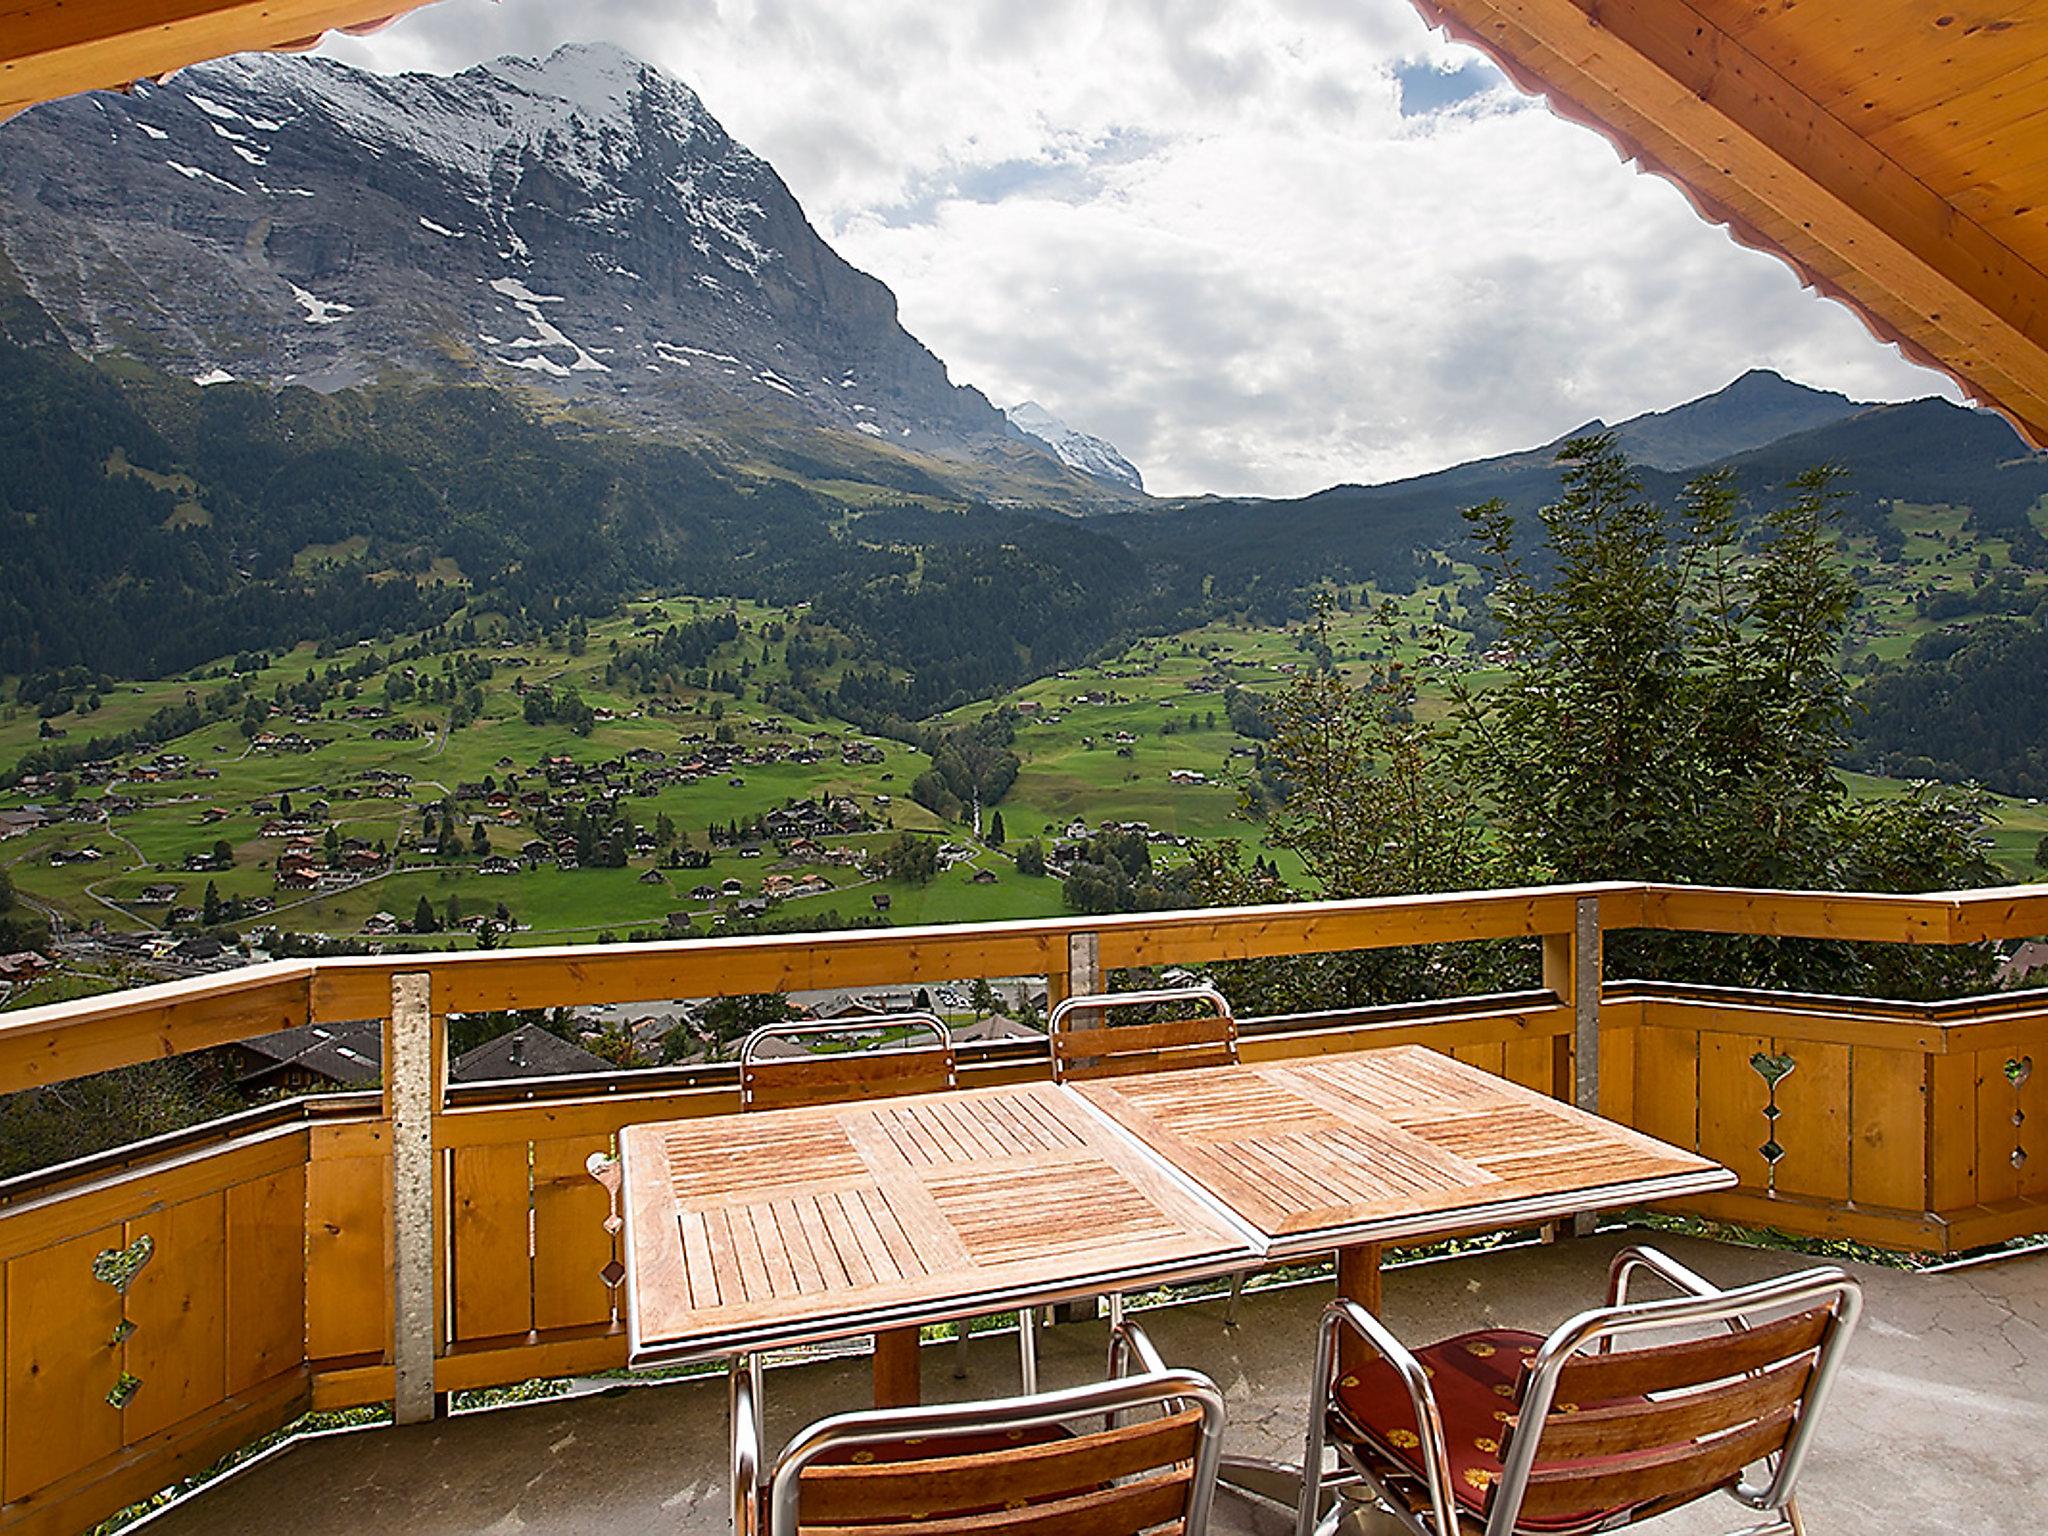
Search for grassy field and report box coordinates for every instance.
[6,493,2045,960]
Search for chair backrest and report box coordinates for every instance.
[1485,1265,1861,1535]
[738,1014,955,1112]
[765,1363,1226,1536]
[1047,987,1237,1083]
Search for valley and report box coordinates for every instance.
[2,40,2046,1011]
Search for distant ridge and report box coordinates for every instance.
[1596,369,1865,470]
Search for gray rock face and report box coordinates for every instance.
[0,42,1025,460]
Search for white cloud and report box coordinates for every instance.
[327,0,1956,497]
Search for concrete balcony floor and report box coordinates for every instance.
[134,1232,2047,1536]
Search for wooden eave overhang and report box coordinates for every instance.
[0,0,439,122]
[1410,0,2048,449]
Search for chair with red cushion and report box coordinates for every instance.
[1293,1245,1861,1536]
[731,1319,1227,1535]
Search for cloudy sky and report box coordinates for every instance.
[327,0,1955,499]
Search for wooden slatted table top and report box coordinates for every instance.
[619,1079,1258,1364]
[1071,1046,1732,1255]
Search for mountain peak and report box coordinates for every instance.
[1604,369,1865,471]
[1005,401,1145,492]
[0,41,1064,479]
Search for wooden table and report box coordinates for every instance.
[1069,1045,1733,1522]
[618,1079,1258,1369]
[1070,1046,1729,1260]
[620,1046,1732,1406]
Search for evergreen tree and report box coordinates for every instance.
[1458,434,1996,995]
[413,895,439,933]
[988,809,1006,846]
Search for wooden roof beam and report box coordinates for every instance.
[1412,0,2048,448]
[0,0,432,122]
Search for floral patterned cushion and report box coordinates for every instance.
[1330,1326,1640,1533]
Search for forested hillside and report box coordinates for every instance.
[1851,617,2048,797]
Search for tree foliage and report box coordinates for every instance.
[1456,435,1997,994]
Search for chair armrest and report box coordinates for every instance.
[1315,1300,1460,1536]
[731,1357,762,1536]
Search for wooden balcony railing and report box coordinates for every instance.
[0,880,2043,1536]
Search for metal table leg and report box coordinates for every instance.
[1215,1241,1406,1535]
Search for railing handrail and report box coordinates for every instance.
[3,880,2043,1098]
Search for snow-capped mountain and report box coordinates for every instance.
[0,42,1091,484]
[1004,400,1144,491]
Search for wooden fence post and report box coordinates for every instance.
[1051,932,1105,1324]
[1543,897,1604,1235]
[387,973,442,1425]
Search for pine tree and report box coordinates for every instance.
[988,810,1006,846]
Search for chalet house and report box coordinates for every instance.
[450,1026,609,1085]
[0,952,52,983]
[232,1021,383,1095]
[478,856,520,876]
[140,884,181,904]
[0,806,54,838]
[166,906,200,926]
[1998,941,2048,988]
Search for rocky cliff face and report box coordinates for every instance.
[0,42,1046,468]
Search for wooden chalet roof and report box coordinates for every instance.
[0,0,440,123]
[1411,0,2048,448]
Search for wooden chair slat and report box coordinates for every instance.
[1051,1008,1237,1085]
[1550,1306,1832,1404]
[1511,1408,1796,1522]
[1521,1352,1814,1460]
[744,1051,957,1111]
[800,1467,1191,1536]
[797,1407,1203,1521]
[1056,1046,1238,1083]
[1055,1017,1235,1057]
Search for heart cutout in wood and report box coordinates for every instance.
[1749,1052,1797,1089]
[91,1234,154,1295]
[2006,1057,2034,1089]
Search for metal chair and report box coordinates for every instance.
[732,1319,1228,1536]
[739,1012,956,1111]
[1294,1245,1862,1536]
[738,1012,1037,1391]
[1049,985,1252,1328]
[1048,984,1239,1083]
